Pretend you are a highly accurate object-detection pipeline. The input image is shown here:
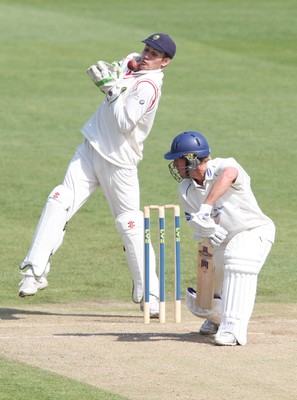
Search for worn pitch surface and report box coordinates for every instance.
[1,302,296,400]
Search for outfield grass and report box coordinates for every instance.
[0,357,129,400]
[0,0,296,398]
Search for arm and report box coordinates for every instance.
[110,79,159,133]
[188,166,237,239]
[204,166,238,206]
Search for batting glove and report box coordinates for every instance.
[189,214,215,237]
[197,203,212,217]
[188,204,215,236]
[208,225,228,247]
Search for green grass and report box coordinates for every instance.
[0,0,296,397]
[0,357,129,400]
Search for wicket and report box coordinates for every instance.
[143,204,181,324]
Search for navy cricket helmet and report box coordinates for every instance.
[164,131,210,160]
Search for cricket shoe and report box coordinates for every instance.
[140,295,160,318]
[199,319,219,335]
[19,274,48,297]
[214,332,239,346]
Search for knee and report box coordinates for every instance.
[115,211,143,236]
[48,184,73,212]
[224,251,261,275]
[224,235,265,275]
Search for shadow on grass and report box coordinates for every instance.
[0,308,141,321]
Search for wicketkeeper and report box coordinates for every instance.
[19,33,176,318]
[164,131,275,346]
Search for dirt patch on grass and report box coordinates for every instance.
[0,302,296,400]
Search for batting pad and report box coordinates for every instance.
[217,265,258,345]
[185,287,221,323]
[217,231,273,345]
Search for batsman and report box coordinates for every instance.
[164,131,275,346]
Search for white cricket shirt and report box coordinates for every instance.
[81,53,163,169]
[178,157,275,242]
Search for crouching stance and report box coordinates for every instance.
[164,131,275,345]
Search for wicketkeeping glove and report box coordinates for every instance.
[208,225,228,247]
[87,60,126,103]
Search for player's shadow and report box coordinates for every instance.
[0,308,141,321]
[54,331,214,344]
[0,308,214,344]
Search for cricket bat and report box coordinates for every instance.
[195,238,214,309]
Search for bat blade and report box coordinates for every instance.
[196,238,214,309]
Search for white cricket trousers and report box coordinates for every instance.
[22,140,159,301]
[64,140,140,218]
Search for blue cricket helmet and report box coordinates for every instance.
[164,131,210,160]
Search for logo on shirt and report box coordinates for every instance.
[206,168,213,178]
